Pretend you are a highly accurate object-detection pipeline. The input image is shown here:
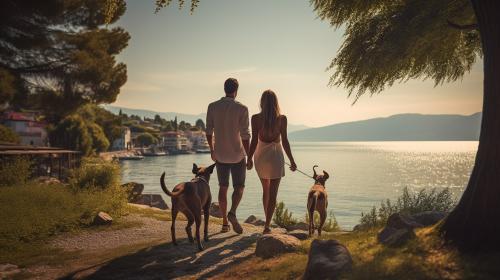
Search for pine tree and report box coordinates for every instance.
[0,0,130,121]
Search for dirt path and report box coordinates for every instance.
[27,213,269,279]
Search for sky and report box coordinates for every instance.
[113,0,483,127]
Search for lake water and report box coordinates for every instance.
[120,141,477,230]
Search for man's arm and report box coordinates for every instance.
[240,106,251,156]
[205,104,216,161]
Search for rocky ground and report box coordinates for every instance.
[22,211,280,280]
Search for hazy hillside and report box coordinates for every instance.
[289,113,482,141]
[102,105,309,133]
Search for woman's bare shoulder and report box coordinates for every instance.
[279,115,287,122]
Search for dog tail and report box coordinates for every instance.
[160,172,183,197]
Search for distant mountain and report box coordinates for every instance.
[289,113,482,141]
[102,105,309,133]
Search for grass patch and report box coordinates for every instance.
[215,228,500,280]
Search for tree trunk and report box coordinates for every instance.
[440,0,500,251]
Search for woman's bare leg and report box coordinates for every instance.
[265,178,281,229]
[260,178,270,217]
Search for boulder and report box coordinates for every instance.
[287,230,309,240]
[352,223,369,232]
[92,212,113,226]
[378,227,415,247]
[303,239,352,280]
[131,194,169,210]
[255,233,301,258]
[121,182,144,202]
[35,176,61,185]
[386,213,422,229]
[210,202,223,218]
[272,227,288,234]
[411,211,447,227]
[0,264,21,278]
[285,222,309,231]
[244,215,265,226]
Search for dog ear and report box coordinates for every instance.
[192,163,198,174]
[206,163,216,174]
[323,170,330,180]
[313,165,318,179]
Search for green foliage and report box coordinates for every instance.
[359,187,455,228]
[0,67,17,104]
[87,122,110,153]
[0,157,31,187]
[69,157,120,190]
[0,124,20,143]
[0,182,127,254]
[0,0,129,121]
[136,132,158,147]
[305,210,340,232]
[273,201,298,228]
[311,0,480,101]
[155,0,200,14]
[50,115,93,155]
[195,118,206,131]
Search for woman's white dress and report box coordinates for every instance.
[254,136,285,179]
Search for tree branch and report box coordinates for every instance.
[447,20,478,31]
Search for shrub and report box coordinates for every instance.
[0,124,19,143]
[359,187,455,228]
[305,210,340,232]
[0,156,31,187]
[273,201,298,228]
[69,157,120,190]
[0,182,127,251]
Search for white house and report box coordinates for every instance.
[112,127,132,150]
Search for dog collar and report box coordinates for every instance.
[192,176,208,184]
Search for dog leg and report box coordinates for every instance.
[171,207,178,246]
[318,210,327,237]
[184,211,195,243]
[194,212,203,251]
[203,201,210,242]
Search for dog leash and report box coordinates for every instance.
[285,162,314,179]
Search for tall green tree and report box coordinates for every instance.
[311,0,498,251]
[0,0,129,121]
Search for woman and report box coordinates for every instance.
[247,90,297,234]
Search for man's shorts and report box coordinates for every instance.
[216,159,246,188]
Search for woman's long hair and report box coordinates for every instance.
[260,90,281,133]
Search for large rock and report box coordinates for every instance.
[378,213,419,246]
[303,239,352,280]
[131,194,169,210]
[121,182,144,202]
[285,222,309,231]
[287,230,309,240]
[92,212,113,226]
[411,211,447,227]
[255,233,301,258]
[244,215,265,226]
[378,227,415,246]
[209,202,222,218]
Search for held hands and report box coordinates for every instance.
[246,158,253,170]
[289,161,297,172]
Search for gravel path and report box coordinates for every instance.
[28,212,271,280]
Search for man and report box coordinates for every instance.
[206,78,250,234]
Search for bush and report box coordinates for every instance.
[69,157,120,190]
[305,210,340,232]
[359,187,455,228]
[0,156,31,187]
[273,201,298,228]
[0,124,19,143]
[0,182,127,249]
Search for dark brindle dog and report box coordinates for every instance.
[160,163,215,251]
[307,165,330,237]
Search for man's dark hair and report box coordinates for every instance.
[224,78,239,95]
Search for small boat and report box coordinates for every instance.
[117,155,144,161]
[143,151,168,156]
[195,148,211,154]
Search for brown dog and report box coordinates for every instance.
[307,165,330,237]
[160,163,215,251]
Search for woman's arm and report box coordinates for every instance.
[247,114,259,169]
[280,115,296,171]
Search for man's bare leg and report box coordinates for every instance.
[219,186,229,226]
[228,187,244,234]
